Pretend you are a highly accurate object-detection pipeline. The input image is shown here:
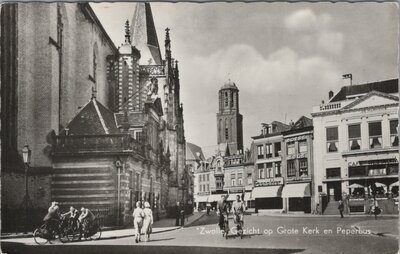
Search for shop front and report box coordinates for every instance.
[282,182,311,213]
[195,195,209,211]
[252,178,283,213]
[346,157,399,214]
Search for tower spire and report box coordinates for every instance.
[124,20,131,44]
[165,28,171,60]
[130,3,162,64]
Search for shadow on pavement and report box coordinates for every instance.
[1,242,305,254]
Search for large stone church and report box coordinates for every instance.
[1,2,186,229]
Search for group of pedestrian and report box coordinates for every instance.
[338,196,381,219]
[132,201,153,243]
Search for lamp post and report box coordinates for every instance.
[22,145,31,234]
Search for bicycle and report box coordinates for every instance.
[33,216,72,245]
[81,217,102,240]
[222,214,229,239]
[234,214,244,239]
[367,205,383,219]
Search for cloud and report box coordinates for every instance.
[317,31,344,55]
[180,44,341,147]
[285,9,331,31]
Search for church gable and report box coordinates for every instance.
[63,99,118,135]
[343,91,399,110]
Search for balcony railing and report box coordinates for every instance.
[54,134,145,156]
[319,102,341,111]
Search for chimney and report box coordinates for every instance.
[328,90,334,99]
[342,73,352,86]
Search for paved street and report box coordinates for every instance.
[1,211,398,254]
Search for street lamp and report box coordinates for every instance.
[22,145,31,233]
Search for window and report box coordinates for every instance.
[265,144,272,158]
[390,120,398,147]
[238,173,242,185]
[93,49,97,81]
[135,131,143,142]
[231,173,236,186]
[368,166,386,176]
[348,167,366,177]
[225,128,229,140]
[207,184,209,191]
[136,173,141,191]
[275,162,281,177]
[225,92,229,107]
[298,141,307,153]
[257,145,264,159]
[299,158,308,177]
[266,163,273,178]
[258,164,265,179]
[369,122,382,149]
[326,168,341,178]
[348,124,361,150]
[274,142,281,157]
[207,174,210,181]
[247,173,252,185]
[287,160,296,177]
[287,142,295,155]
[326,127,339,152]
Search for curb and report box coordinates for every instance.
[182,213,206,228]
[252,213,399,218]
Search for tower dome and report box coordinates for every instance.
[220,79,238,90]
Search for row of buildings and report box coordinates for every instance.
[190,76,398,215]
[1,2,190,231]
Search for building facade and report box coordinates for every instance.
[281,116,314,213]
[312,78,399,214]
[1,3,118,231]
[1,2,186,230]
[251,122,290,212]
[223,147,255,208]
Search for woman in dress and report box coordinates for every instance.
[133,201,144,243]
[142,201,154,242]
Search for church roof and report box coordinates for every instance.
[62,99,119,135]
[220,79,238,90]
[186,142,205,161]
[329,78,398,102]
[130,3,162,65]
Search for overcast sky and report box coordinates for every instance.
[91,2,398,150]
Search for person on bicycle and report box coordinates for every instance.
[78,207,95,239]
[62,206,79,229]
[43,202,60,235]
[217,195,229,231]
[232,195,246,233]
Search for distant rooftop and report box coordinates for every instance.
[330,78,398,102]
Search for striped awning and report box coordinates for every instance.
[252,186,283,198]
[208,194,223,202]
[282,183,311,198]
[195,195,209,203]
[227,194,240,201]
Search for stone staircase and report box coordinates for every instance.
[323,201,339,215]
